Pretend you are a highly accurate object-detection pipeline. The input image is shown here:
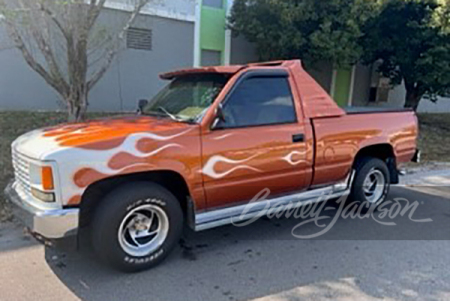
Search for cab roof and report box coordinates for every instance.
[159,60,345,119]
[159,61,286,80]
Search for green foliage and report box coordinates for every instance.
[229,0,376,67]
[361,0,450,108]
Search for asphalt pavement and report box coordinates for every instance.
[1,171,450,301]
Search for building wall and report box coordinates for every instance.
[105,0,195,21]
[351,64,371,106]
[229,35,259,65]
[0,26,62,111]
[384,83,406,108]
[353,75,450,112]
[0,8,195,112]
[90,9,195,112]
[305,62,333,93]
[382,84,450,113]
[200,2,226,53]
[368,80,450,112]
[417,97,450,113]
[195,0,228,66]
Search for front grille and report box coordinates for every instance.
[12,148,32,197]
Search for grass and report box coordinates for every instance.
[0,111,450,221]
[417,114,450,162]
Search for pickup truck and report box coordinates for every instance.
[5,60,419,272]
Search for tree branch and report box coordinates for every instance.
[14,1,71,96]
[87,0,107,30]
[4,21,67,97]
[87,0,150,91]
[28,22,70,93]
[38,2,69,40]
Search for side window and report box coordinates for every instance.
[219,76,297,128]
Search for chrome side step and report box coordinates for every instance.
[194,172,354,231]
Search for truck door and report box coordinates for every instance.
[201,70,312,209]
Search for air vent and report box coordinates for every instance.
[126,28,152,51]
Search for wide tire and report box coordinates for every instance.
[349,157,391,212]
[91,182,183,272]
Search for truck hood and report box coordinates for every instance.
[12,115,193,160]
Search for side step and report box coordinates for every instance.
[194,172,354,231]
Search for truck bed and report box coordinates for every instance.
[311,110,418,187]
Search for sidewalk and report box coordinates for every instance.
[401,168,450,185]
[400,166,450,198]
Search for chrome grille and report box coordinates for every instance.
[12,148,32,197]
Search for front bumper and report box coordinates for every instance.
[4,180,79,239]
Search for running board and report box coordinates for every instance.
[194,172,354,231]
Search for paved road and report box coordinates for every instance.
[1,185,450,301]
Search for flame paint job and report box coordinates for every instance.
[202,154,263,179]
[282,150,308,166]
[13,116,205,209]
[200,124,313,208]
[11,60,418,213]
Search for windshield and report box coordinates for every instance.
[143,74,229,122]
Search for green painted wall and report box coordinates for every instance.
[334,68,352,107]
[199,0,227,64]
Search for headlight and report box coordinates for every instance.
[31,188,55,203]
[29,164,54,191]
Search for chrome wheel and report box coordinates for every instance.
[363,168,386,203]
[118,204,169,257]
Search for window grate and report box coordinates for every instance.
[126,28,152,51]
[201,50,222,66]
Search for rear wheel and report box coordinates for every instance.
[349,157,390,212]
[91,182,183,272]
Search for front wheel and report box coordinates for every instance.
[349,157,391,212]
[91,182,183,272]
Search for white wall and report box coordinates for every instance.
[386,83,450,113]
[386,83,406,108]
[418,97,450,113]
[105,0,195,21]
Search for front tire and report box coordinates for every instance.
[91,182,183,272]
[349,157,390,212]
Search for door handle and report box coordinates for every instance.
[292,134,304,143]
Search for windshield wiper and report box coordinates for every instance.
[157,107,184,122]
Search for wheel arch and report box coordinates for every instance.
[352,143,399,184]
[78,170,193,229]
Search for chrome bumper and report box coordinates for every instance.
[4,180,79,239]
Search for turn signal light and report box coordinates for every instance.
[41,166,54,190]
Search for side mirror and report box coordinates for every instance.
[137,99,149,114]
[211,103,226,130]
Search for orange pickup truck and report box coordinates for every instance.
[5,60,419,272]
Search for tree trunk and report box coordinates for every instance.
[404,89,422,112]
[67,104,77,122]
[66,90,88,122]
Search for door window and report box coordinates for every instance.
[218,76,297,128]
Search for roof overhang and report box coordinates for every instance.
[159,65,244,80]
